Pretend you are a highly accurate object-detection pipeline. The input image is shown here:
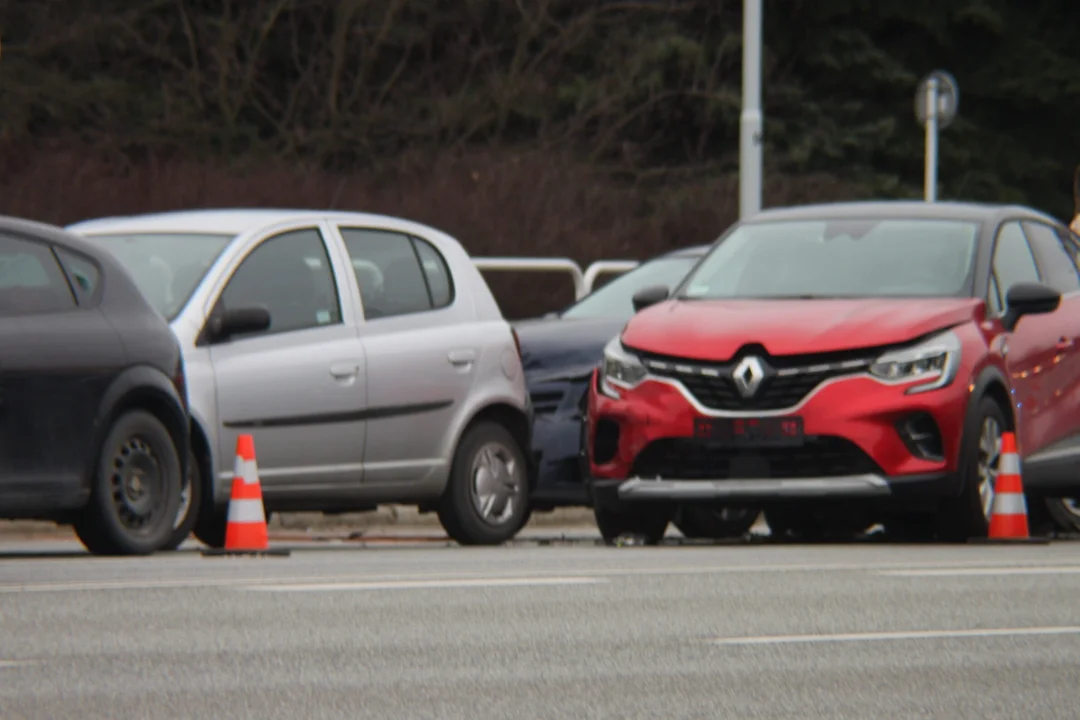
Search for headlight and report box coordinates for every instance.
[599,336,647,397]
[868,330,962,394]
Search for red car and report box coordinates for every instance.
[583,201,1080,543]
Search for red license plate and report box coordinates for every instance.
[693,417,804,447]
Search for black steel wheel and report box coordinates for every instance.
[73,410,182,555]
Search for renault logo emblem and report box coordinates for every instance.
[732,356,765,397]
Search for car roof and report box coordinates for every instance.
[744,200,1060,225]
[66,208,450,239]
[0,214,114,257]
[658,244,710,259]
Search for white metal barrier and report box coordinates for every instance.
[582,260,639,294]
[472,257,639,299]
[472,257,586,299]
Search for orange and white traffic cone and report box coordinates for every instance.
[201,434,290,557]
[973,431,1048,544]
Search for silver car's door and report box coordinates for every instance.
[205,222,367,491]
[332,225,479,486]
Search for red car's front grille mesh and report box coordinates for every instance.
[630,436,882,480]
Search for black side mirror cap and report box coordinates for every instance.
[1002,282,1061,332]
[632,284,670,313]
[205,306,272,343]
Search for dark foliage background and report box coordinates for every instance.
[1,0,1077,315]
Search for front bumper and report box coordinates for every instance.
[584,366,970,503]
[591,472,950,503]
[528,376,591,506]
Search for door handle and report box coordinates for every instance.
[447,349,477,366]
[1056,337,1075,351]
[330,362,360,379]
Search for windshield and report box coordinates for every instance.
[88,232,234,320]
[676,217,980,300]
[561,256,700,321]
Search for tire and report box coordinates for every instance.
[72,410,183,556]
[764,506,870,542]
[592,497,671,545]
[1044,497,1080,535]
[673,504,760,540]
[193,503,227,550]
[437,421,532,545]
[937,396,1006,542]
[161,448,202,551]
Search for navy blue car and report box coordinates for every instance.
[515,245,761,540]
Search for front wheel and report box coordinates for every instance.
[437,421,532,545]
[73,410,183,556]
[937,396,1006,542]
[673,504,760,540]
[592,492,671,546]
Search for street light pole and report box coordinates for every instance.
[739,0,763,219]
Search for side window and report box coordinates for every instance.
[988,222,1041,315]
[0,234,76,316]
[339,228,440,319]
[412,237,454,308]
[54,248,102,306]
[219,228,342,337]
[1022,221,1080,293]
[1057,227,1080,276]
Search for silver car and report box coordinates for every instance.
[68,209,534,547]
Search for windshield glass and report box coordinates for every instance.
[88,232,234,320]
[561,256,700,321]
[677,217,980,300]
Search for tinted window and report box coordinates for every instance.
[1022,221,1080,293]
[0,235,76,316]
[55,248,101,305]
[562,256,700,321]
[339,228,445,318]
[89,232,233,320]
[678,218,979,300]
[220,228,342,337]
[989,222,1041,315]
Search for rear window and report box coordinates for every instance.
[0,234,77,316]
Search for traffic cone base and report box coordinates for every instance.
[201,434,290,558]
[969,431,1050,545]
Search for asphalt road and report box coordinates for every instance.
[1,539,1079,719]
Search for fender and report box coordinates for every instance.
[963,364,1013,434]
[939,364,1012,498]
[89,364,190,489]
[448,393,535,489]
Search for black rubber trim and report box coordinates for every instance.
[223,399,453,429]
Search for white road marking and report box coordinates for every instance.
[711,626,1080,646]
[2,557,1079,593]
[244,576,606,592]
[881,566,1080,577]
[0,660,38,668]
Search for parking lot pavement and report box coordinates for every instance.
[2,541,1079,719]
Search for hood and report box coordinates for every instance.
[513,315,627,383]
[621,297,983,360]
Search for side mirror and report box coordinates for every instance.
[207,306,272,342]
[631,284,670,313]
[1002,282,1060,332]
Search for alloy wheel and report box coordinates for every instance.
[470,442,522,526]
[976,416,1003,520]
